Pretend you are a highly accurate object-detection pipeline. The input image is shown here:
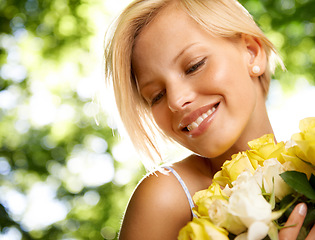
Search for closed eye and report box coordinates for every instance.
[185,58,206,75]
[151,89,166,106]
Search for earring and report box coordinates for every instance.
[252,65,260,74]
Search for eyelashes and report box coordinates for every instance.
[185,58,206,75]
[150,89,166,106]
[148,57,207,106]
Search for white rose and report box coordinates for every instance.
[228,171,272,230]
[208,199,246,235]
[235,221,270,240]
[222,184,232,197]
[255,158,292,200]
[208,199,228,226]
[228,170,261,197]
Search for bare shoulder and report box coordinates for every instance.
[119,168,193,240]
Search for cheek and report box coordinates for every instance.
[201,56,246,91]
[152,107,173,134]
[218,60,253,97]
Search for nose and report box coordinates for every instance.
[167,80,195,112]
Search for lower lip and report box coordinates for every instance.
[187,104,219,138]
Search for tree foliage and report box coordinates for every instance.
[0,0,145,239]
[0,0,314,239]
[239,0,315,89]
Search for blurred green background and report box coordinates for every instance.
[0,0,314,239]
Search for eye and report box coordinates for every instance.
[185,58,206,75]
[151,89,166,106]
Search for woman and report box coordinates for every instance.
[105,0,315,239]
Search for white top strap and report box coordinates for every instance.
[164,166,197,218]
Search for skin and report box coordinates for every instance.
[131,3,272,173]
[279,203,315,240]
[119,3,315,240]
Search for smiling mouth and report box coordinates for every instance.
[182,103,219,132]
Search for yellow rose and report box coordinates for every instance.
[248,133,275,149]
[213,170,231,187]
[247,134,285,164]
[193,182,227,217]
[220,152,256,183]
[280,146,314,178]
[244,150,263,168]
[290,117,315,167]
[214,134,286,187]
[178,218,229,240]
[298,117,315,132]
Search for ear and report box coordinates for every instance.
[241,34,267,77]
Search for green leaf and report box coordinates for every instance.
[268,223,279,240]
[310,174,315,189]
[272,194,299,221]
[270,177,276,209]
[304,206,315,229]
[280,171,315,200]
[279,194,296,218]
[297,226,308,240]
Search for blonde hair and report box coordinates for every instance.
[104,0,283,170]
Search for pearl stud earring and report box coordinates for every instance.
[252,65,260,74]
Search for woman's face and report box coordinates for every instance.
[132,5,266,158]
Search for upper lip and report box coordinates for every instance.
[179,102,219,130]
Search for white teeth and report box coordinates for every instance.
[187,122,198,132]
[196,116,203,125]
[192,122,198,128]
[186,106,217,132]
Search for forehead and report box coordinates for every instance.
[132,5,210,65]
[131,3,244,90]
[134,4,195,47]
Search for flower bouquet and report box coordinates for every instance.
[178,118,315,240]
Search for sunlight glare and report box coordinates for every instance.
[0,227,22,240]
[0,187,27,219]
[67,149,115,187]
[0,87,20,110]
[0,157,11,175]
[29,90,57,127]
[268,78,315,141]
[21,182,69,231]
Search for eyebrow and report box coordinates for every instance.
[173,42,199,64]
[138,43,200,91]
[138,78,153,93]
[138,81,155,96]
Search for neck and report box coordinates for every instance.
[209,92,274,174]
[209,125,273,174]
[190,116,273,177]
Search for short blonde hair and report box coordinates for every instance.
[104,0,283,170]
